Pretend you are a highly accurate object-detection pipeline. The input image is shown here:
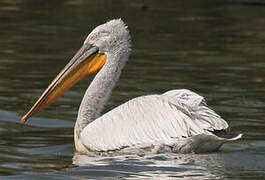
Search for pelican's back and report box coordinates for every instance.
[80,89,239,153]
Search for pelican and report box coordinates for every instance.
[21,19,242,154]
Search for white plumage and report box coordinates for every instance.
[80,89,241,153]
[22,19,242,154]
[75,19,241,153]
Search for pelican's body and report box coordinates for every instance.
[22,19,241,154]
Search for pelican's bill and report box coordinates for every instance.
[21,44,107,123]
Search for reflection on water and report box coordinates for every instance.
[0,0,265,179]
[73,153,223,179]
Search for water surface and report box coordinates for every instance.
[0,0,264,179]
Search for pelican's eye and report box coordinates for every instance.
[86,31,110,45]
[87,33,98,44]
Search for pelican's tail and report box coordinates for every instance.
[172,134,243,153]
[218,133,243,141]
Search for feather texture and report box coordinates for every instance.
[80,89,236,152]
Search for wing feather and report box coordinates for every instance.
[80,89,229,151]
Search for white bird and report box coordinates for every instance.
[21,19,242,154]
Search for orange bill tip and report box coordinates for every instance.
[21,115,26,123]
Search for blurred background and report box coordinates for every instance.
[0,0,264,179]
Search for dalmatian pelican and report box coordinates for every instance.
[21,19,242,154]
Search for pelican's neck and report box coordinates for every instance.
[75,52,129,135]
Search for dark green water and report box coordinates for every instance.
[0,0,264,179]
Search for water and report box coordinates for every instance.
[0,0,264,179]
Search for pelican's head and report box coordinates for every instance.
[85,19,131,54]
[21,19,130,123]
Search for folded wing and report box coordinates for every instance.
[80,89,230,151]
